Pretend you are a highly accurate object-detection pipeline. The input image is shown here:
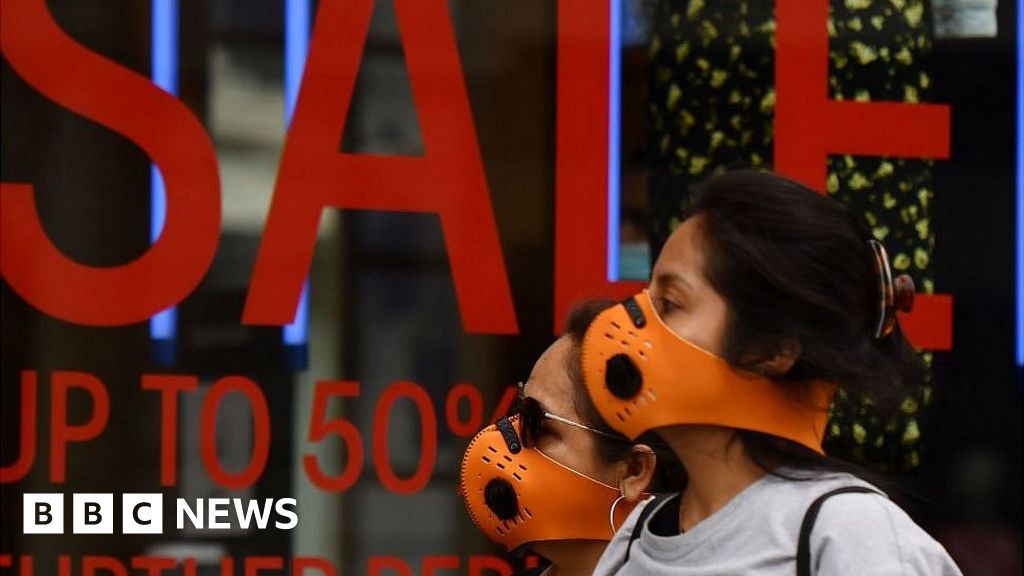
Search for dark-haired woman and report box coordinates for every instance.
[460,301,683,576]
[585,170,961,575]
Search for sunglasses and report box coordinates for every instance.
[513,385,623,449]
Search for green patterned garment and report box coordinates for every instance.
[645,0,935,472]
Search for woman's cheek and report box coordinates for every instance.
[539,434,587,474]
[668,310,724,354]
[535,436,563,460]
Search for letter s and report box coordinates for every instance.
[275,498,297,530]
[0,0,220,325]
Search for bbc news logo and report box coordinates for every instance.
[23,494,297,534]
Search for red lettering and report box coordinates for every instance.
[373,382,437,495]
[304,381,364,492]
[51,371,109,483]
[773,0,949,189]
[131,557,177,576]
[488,386,518,425]
[774,0,952,350]
[554,0,643,334]
[142,374,199,487]
[0,0,220,325]
[900,294,953,350]
[423,556,460,576]
[0,556,31,576]
[555,0,952,349]
[243,0,516,334]
[293,558,338,576]
[368,557,411,576]
[467,556,513,576]
[244,557,283,576]
[200,376,270,489]
[59,557,71,576]
[445,383,484,437]
[82,556,127,576]
[0,370,37,483]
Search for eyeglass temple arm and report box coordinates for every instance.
[543,411,621,440]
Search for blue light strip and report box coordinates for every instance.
[1017,0,1024,367]
[150,0,178,343]
[283,0,311,348]
[607,0,623,282]
[285,0,310,121]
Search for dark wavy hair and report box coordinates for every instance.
[682,169,925,476]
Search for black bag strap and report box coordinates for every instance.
[796,486,884,576]
[624,492,676,563]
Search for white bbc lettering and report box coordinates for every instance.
[73,493,113,534]
[23,494,63,534]
[122,493,163,534]
[275,498,298,530]
[208,498,231,529]
[234,498,273,529]
[21,494,296,534]
[174,497,299,530]
[176,498,204,530]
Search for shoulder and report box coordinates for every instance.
[756,471,962,574]
[809,486,963,575]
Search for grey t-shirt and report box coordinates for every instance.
[593,471,963,576]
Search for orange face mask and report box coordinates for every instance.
[581,290,834,454]
[459,415,637,552]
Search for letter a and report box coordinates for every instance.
[243,0,517,334]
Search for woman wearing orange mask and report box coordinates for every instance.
[460,301,683,576]
[583,170,962,575]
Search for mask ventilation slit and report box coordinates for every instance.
[503,455,513,463]
[611,321,622,329]
[524,507,533,517]
[512,472,522,481]
[647,389,657,400]
[496,462,506,470]
[518,464,528,471]
[488,446,498,453]
[481,456,491,463]
[605,333,615,339]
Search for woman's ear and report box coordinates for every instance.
[617,445,657,503]
[745,337,802,377]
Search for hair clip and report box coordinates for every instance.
[869,240,915,339]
